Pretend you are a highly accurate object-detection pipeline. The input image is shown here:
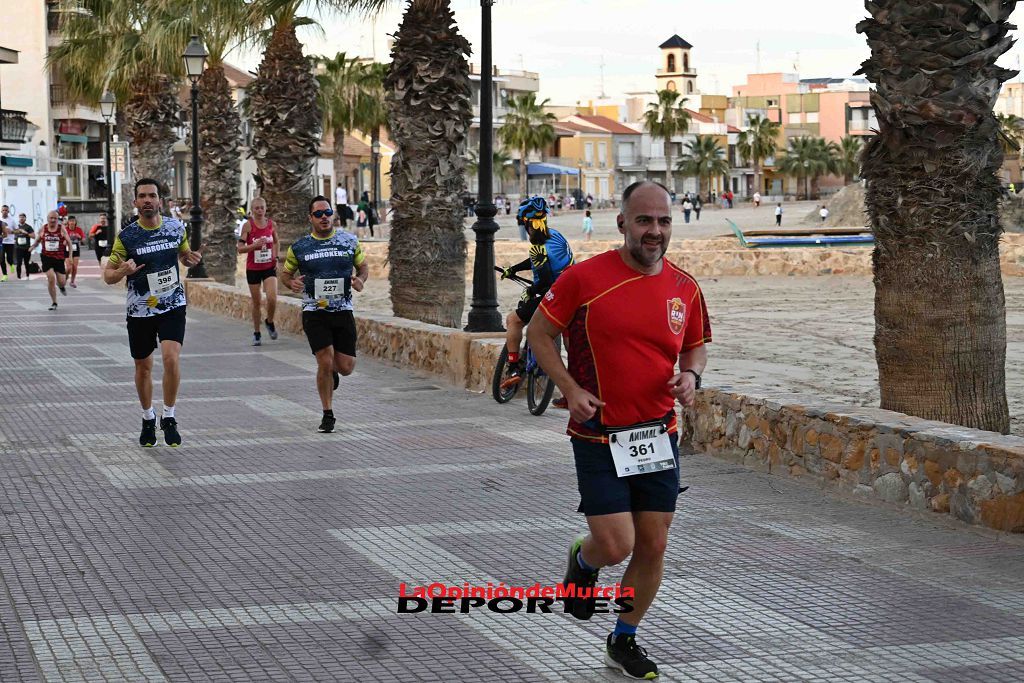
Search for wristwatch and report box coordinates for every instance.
[683,369,702,389]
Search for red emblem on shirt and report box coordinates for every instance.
[667,297,686,335]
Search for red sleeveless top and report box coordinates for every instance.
[41,226,67,259]
[245,219,275,271]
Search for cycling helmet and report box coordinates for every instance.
[517,196,549,232]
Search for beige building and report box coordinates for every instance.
[1,0,109,214]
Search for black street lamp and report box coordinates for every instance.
[99,90,116,255]
[371,134,381,234]
[182,35,208,278]
[464,0,503,332]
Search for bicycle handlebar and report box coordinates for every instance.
[495,265,533,287]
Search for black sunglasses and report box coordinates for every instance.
[311,209,334,218]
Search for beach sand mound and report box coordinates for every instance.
[803,183,868,227]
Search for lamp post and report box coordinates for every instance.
[99,91,116,254]
[371,134,381,234]
[465,0,503,332]
[182,35,208,278]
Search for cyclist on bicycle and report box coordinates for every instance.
[501,196,574,379]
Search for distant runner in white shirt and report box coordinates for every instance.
[335,183,348,207]
[775,203,783,227]
[819,205,829,223]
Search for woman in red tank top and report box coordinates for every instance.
[65,215,86,287]
[236,197,279,345]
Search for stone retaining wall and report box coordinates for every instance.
[184,280,504,388]
[186,280,1024,534]
[681,386,1024,533]
[236,234,1024,284]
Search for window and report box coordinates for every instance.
[687,81,694,93]
[7,179,16,187]
[618,142,635,165]
[651,140,664,158]
[806,112,819,123]
[28,180,37,187]
[667,54,676,72]
[684,53,690,72]
[597,142,607,166]
[584,142,594,165]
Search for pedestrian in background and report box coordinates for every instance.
[775,203,783,227]
[582,209,593,241]
[682,197,693,224]
[693,195,702,221]
[819,205,829,223]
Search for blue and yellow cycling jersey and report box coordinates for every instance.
[527,228,574,291]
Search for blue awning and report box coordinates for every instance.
[0,155,32,167]
[527,162,580,176]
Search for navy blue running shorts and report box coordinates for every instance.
[572,433,681,516]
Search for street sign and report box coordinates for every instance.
[110,141,131,181]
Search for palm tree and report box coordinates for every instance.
[643,89,691,193]
[809,137,840,198]
[776,136,833,200]
[677,136,728,199]
[465,147,515,194]
[318,53,367,205]
[245,0,369,245]
[858,0,1012,433]
[498,93,556,199]
[384,0,472,328]
[352,60,389,211]
[735,114,780,195]
[49,0,182,201]
[834,135,864,185]
[153,0,249,283]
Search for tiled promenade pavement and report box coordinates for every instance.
[3,274,1024,683]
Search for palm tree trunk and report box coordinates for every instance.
[385,0,471,328]
[665,143,674,193]
[333,128,347,206]
[860,0,1011,433]
[198,64,241,284]
[754,160,761,196]
[519,145,528,198]
[122,73,180,199]
[247,21,322,247]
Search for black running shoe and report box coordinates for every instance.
[265,319,278,340]
[139,418,157,447]
[161,417,181,447]
[332,371,340,391]
[605,633,659,680]
[252,332,262,347]
[48,303,57,311]
[59,286,67,296]
[318,414,336,433]
[563,535,600,620]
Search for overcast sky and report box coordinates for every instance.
[229,1,1023,104]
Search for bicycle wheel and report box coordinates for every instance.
[491,346,521,403]
[526,367,556,415]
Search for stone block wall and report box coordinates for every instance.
[681,386,1024,533]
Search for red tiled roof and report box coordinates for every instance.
[574,115,641,135]
[686,109,716,124]
[555,120,608,134]
[727,125,741,133]
[222,62,255,87]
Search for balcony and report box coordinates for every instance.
[657,68,697,76]
[0,109,30,144]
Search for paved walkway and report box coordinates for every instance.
[1,275,1024,682]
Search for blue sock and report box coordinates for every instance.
[576,548,597,573]
[613,618,637,640]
